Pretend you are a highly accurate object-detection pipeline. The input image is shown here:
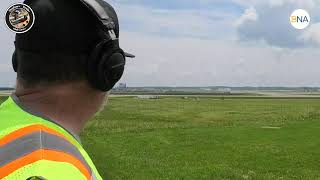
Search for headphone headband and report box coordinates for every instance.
[80,0,117,40]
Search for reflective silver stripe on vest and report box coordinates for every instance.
[91,171,97,180]
[0,131,94,178]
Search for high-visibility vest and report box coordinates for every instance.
[0,96,103,180]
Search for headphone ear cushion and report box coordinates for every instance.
[87,41,108,90]
[12,50,18,72]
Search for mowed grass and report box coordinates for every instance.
[81,97,320,180]
[1,96,320,179]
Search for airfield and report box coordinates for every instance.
[1,90,320,179]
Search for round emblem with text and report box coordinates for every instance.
[5,3,35,33]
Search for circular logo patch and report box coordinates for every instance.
[290,9,310,30]
[5,3,35,33]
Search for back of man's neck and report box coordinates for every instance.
[15,82,106,136]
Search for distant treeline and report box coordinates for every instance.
[209,86,320,91]
[114,86,320,92]
[111,91,260,96]
[0,88,14,91]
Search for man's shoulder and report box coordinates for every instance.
[0,96,34,135]
[0,96,81,146]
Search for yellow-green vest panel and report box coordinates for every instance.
[3,160,86,180]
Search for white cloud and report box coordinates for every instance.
[235,7,258,27]
[301,23,320,46]
[236,0,320,48]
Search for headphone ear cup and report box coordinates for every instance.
[98,52,125,91]
[87,41,126,92]
[12,50,18,72]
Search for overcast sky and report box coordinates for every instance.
[0,0,319,87]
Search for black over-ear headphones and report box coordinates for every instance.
[12,0,134,92]
[81,0,128,92]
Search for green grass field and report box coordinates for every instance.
[1,96,320,179]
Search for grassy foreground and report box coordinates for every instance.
[1,96,320,179]
[82,97,320,179]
